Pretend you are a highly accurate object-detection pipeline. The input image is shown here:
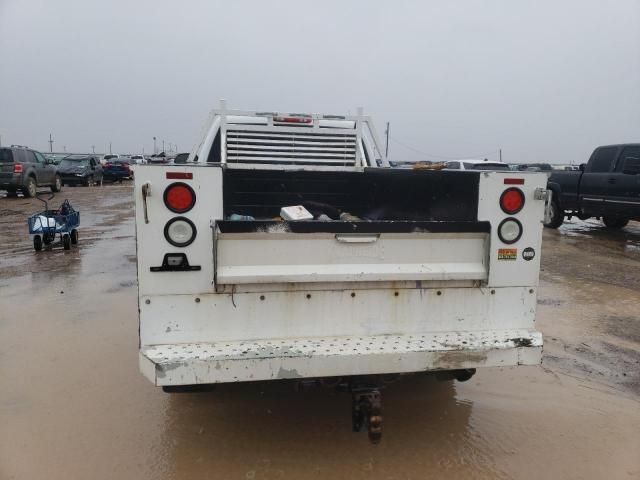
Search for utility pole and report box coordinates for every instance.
[153,137,157,154]
[385,122,390,158]
[499,149,503,163]
[109,142,112,154]
[91,145,95,154]
[48,133,54,153]
[162,140,165,153]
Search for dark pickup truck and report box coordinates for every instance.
[545,144,640,228]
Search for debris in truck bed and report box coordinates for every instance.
[280,205,313,221]
[339,212,361,221]
[301,200,341,220]
[228,213,255,221]
[412,162,446,170]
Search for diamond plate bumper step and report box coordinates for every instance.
[140,329,543,386]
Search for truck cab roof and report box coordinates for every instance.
[595,143,640,149]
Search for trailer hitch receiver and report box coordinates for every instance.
[352,388,383,444]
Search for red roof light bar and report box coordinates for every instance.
[273,116,313,124]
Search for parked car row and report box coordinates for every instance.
[102,153,189,165]
[0,146,139,197]
[7,140,637,232]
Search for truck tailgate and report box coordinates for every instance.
[214,220,489,285]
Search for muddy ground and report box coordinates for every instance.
[0,183,639,480]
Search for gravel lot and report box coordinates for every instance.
[1,183,639,480]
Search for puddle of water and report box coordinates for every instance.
[558,218,640,249]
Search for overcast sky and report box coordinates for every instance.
[1,0,639,163]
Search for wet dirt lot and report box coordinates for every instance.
[1,184,639,480]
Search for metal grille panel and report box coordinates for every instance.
[226,128,358,166]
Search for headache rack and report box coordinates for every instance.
[193,101,389,168]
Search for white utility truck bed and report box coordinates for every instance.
[134,103,546,442]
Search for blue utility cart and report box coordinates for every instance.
[27,197,80,251]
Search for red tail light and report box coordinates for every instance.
[14,164,23,173]
[500,188,525,214]
[164,182,196,213]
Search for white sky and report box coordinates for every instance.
[1,0,639,163]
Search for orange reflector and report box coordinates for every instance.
[166,172,193,180]
[504,178,525,185]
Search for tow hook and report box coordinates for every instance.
[301,377,385,443]
[351,386,383,444]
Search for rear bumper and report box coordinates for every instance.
[140,329,542,386]
[0,174,20,188]
[104,171,129,179]
[60,174,87,184]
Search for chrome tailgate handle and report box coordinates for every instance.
[335,234,380,244]
[141,182,152,224]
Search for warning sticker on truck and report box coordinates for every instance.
[498,248,517,260]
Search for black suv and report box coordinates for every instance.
[57,155,104,186]
[0,146,61,197]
